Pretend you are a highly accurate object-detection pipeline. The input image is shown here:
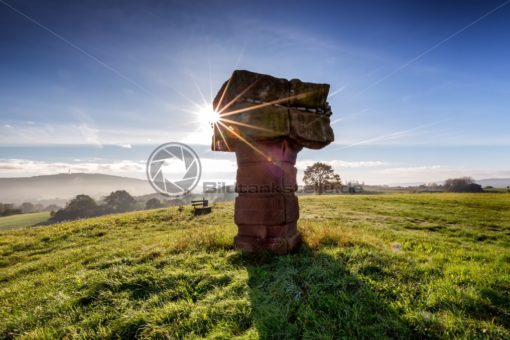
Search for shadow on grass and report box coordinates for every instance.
[235,245,417,339]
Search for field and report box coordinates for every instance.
[0,212,50,232]
[0,193,509,339]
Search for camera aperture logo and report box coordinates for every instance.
[146,142,201,196]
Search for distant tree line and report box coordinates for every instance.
[0,203,21,217]
[372,178,486,194]
[301,163,489,195]
[50,190,168,222]
[2,189,213,221]
[0,202,60,217]
[443,177,483,193]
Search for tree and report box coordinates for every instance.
[444,177,483,193]
[20,202,35,213]
[303,162,341,194]
[0,203,21,217]
[103,190,137,213]
[331,174,342,193]
[145,198,163,210]
[51,194,100,222]
[44,204,61,212]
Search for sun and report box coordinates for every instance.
[196,103,219,125]
[185,102,220,144]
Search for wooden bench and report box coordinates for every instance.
[191,198,212,216]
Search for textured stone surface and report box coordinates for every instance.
[211,70,334,253]
[235,163,297,192]
[234,223,301,254]
[288,108,335,149]
[234,194,299,225]
[218,103,290,140]
[289,78,329,108]
[233,139,301,164]
[232,139,301,253]
[212,70,334,151]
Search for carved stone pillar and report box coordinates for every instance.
[233,139,301,253]
[212,70,334,253]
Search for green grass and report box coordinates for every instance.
[0,212,50,232]
[0,193,509,339]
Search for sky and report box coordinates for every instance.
[1,0,509,186]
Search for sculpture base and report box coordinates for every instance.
[234,223,301,254]
[232,139,302,255]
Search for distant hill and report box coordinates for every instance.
[384,178,510,189]
[475,178,510,188]
[0,173,154,204]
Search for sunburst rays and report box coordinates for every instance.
[219,91,310,118]
[189,73,323,165]
[216,120,271,161]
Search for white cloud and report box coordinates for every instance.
[1,157,508,187]
[0,122,192,146]
[181,127,213,145]
[360,165,510,185]
[1,116,508,148]
[296,161,510,186]
[296,159,390,185]
[0,159,145,177]
[328,85,347,98]
[297,159,389,169]
[78,124,102,147]
[200,158,237,173]
[0,157,238,181]
[336,122,442,148]
[376,165,444,174]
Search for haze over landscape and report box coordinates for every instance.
[1,0,510,187]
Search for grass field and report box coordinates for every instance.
[0,212,50,232]
[0,193,509,339]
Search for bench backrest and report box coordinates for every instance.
[191,199,208,207]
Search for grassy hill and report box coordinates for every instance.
[0,212,50,232]
[0,194,509,338]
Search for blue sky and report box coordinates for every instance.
[1,0,509,185]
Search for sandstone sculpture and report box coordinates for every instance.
[212,70,334,253]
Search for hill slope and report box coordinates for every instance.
[0,212,50,232]
[1,194,509,338]
[0,173,153,203]
[476,178,510,188]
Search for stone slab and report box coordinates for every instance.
[236,162,297,193]
[234,194,299,225]
[288,109,335,149]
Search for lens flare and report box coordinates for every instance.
[196,103,219,125]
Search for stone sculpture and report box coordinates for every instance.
[212,70,334,253]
